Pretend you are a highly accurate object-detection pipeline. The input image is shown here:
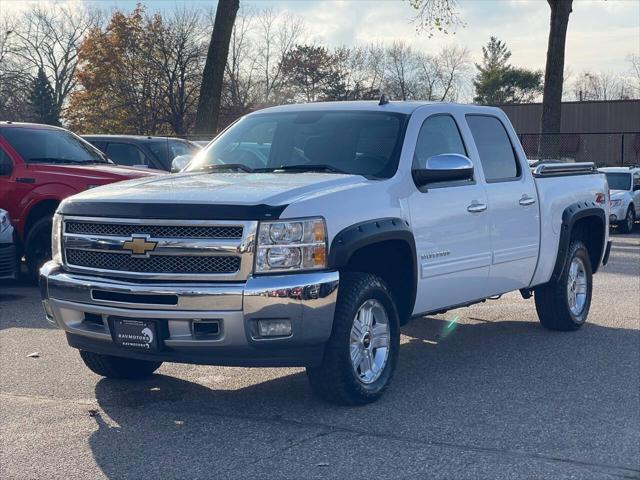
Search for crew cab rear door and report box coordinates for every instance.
[465,114,540,294]
[407,112,492,314]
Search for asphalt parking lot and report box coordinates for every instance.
[0,231,638,480]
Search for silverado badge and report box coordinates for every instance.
[122,236,157,257]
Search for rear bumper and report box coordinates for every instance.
[39,262,339,367]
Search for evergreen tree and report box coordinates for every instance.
[29,68,60,125]
[473,37,542,105]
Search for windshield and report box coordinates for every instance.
[605,172,632,191]
[0,127,108,164]
[186,111,408,178]
[148,139,200,169]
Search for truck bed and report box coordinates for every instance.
[530,164,609,286]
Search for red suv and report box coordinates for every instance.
[0,122,163,280]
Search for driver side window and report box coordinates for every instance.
[414,115,467,164]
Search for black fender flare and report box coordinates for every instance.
[328,217,418,314]
[552,201,606,279]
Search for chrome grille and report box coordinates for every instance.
[66,250,240,274]
[65,222,243,239]
[61,216,257,281]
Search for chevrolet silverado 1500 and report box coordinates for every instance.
[39,101,611,405]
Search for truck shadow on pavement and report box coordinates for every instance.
[87,317,639,479]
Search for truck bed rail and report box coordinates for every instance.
[532,162,597,178]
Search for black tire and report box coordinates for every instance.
[79,351,162,379]
[619,206,635,234]
[25,216,53,283]
[306,272,400,406]
[534,239,593,331]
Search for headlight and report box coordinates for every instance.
[0,209,9,233]
[610,199,622,208]
[255,217,327,273]
[51,214,62,264]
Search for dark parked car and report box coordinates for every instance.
[82,135,200,171]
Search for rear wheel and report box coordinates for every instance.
[619,206,635,234]
[79,351,162,379]
[534,239,593,331]
[306,272,400,405]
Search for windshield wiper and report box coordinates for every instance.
[28,157,108,164]
[201,163,255,173]
[268,164,348,174]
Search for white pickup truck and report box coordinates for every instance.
[40,101,611,405]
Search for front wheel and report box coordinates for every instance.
[79,351,162,379]
[619,206,635,234]
[25,216,53,283]
[306,272,400,405]
[534,239,593,331]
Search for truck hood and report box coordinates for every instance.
[28,163,164,182]
[64,171,370,208]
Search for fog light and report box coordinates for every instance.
[257,319,292,337]
[610,214,617,222]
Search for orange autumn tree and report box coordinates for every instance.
[68,6,194,135]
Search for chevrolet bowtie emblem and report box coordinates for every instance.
[122,236,157,256]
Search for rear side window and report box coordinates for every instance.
[466,115,520,181]
[89,141,107,152]
[414,115,466,162]
[105,143,148,167]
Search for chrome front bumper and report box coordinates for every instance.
[39,261,339,367]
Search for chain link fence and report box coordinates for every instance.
[518,132,640,167]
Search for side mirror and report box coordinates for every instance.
[412,153,474,187]
[171,155,192,173]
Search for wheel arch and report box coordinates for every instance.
[24,199,60,242]
[553,202,606,278]
[328,218,417,322]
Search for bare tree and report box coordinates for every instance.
[195,0,240,134]
[627,53,640,98]
[9,4,100,113]
[155,9,207,134]
[539,0,573,158]
[224,8,260,113]
[573,70,633,101]
[385,41,418,100]
[0,16,33,120]
[435,45,470,101]
[256,9,305,103]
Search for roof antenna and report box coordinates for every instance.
[378,94,390,106]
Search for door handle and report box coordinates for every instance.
[467,202,487,213]
[519,195,536,206]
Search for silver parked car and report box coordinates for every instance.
[0,208,19,281]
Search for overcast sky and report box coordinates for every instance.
[2,0,638,75]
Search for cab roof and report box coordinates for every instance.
[0,121,66,130]
[253,100,503,116]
